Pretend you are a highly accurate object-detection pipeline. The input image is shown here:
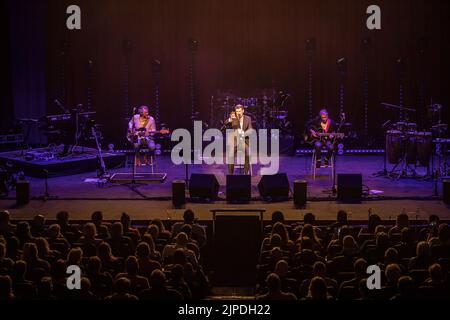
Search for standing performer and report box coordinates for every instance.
[227,104,253,174]
[308,109,336,168]
[127,105,157,166]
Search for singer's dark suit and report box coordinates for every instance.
[228,115,253,174]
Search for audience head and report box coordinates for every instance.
[173,248,187,265]
[125,256,139,275]
[269,234,282,248]
[120,212,131,229]
[67,247,83,265]
[312,261,327,277]
[368,214,382,233]
[171,264,184,282]
[304,212,316,225]
[91,211,104,225]
[150,269,166,288]
[136,242,150,260]
[385,263,402,286]
[342,235,358,255]
[337,210,348,226]
[265,273,281,293]
[48,224,62,239]
[428,263,443,282]
[416,241,430,258]
[22,242,39,261]
[111,222,124,238]
[0,210,11,226]
[83,222,97,239]
[0,275,14,300]
[183,209,195,224]
[354,258,368,278]
[87,256,102,274]
[397,275,415,296]
[401,227,416,244]
[114,277,131,294]
[396,213,409,228]
[271,211,285,224]
[98,242,114,261]
[56,211,69,226]
[384,247,399,264]
[147,224,159,240]
[308,276,328,300]
[274,259,289,277]
[175,232,189,246]
[271,222,289,246]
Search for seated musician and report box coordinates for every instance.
[127,105,157,166]
[308,109,336,168]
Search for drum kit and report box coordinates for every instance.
[210,89,292,133]
[382,102,448,180]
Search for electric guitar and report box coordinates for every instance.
[127,127,170,143]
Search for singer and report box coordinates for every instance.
[226,104,253,175]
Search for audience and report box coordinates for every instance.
[0,209,449,301]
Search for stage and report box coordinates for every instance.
[2,154,449,222]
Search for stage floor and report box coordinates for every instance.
[1,154,440,200]
[1,154,450,222]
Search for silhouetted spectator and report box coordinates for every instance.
[22,242,50,279]
[139,269,183,300]
[409,241,434,271]
[30,214,46,237]
[97,242,122,274]
[0,210,16,237]
[105,277,138,300]
[120,212,140,246]
[0,242,13,274]
[171,210,206,246]
[16,221,35,247]
[163,232,198,268]
[11,260,34,299]
[167,264,192,299]
[106,222,134,258]
[391,276,416,300]
[135,242,161,280]
[91,211,111,239]
[256,273,297,300]
[86,256,113,298]
[305,276,332,300]
[300,261,337,298]
[0,275,15,300]
[390,213,409,234]
[115,256,149,295]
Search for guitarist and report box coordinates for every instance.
[127,105,157,166]
[308,109,337,168]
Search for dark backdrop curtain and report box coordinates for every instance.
[22,0,450,146]
[8,0,47,144]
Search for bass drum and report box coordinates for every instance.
[386,130,402,164]
[416,132,432,166]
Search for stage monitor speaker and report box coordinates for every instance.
[337,174,362,202]
[213,215,261,286]
[293,180,307,207]
[257,173,290,201]
[189,174,219,201]
[443,179,450,204]
[172,180,186,207]
[16,179,30,205]
[226,175,251,203]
